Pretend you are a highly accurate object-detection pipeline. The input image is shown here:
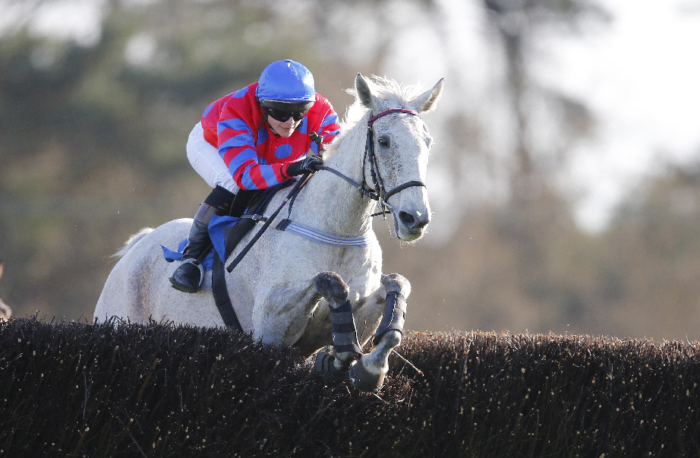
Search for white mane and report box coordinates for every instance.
[323,76,429,158]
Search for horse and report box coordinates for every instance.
[94,74,443,391]
[0,261,10,321]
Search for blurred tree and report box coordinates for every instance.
[2,0,700,343]
[469,0,610,327]
[482,0,607,198]
[0,0,330,319]
[603,162,700,338]
[388,157,700,341]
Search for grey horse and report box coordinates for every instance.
[94,74,443,391]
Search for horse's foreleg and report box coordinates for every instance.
[349,273,411,392]
[313,272,364,372]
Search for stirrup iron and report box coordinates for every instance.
[169,258,205,293]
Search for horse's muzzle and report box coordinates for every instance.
[396,209,430,241]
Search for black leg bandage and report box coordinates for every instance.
[330,300,363,357]
[373,292,407,346]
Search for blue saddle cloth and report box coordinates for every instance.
[161,180,292,272]
[161,215,242,273]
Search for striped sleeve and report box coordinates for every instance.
[217,105,287,191]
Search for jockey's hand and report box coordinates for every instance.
[285,155,324,177]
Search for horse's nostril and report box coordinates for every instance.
[399,211,417,228]
[398,210,430,230]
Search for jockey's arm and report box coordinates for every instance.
[217,107,289,191]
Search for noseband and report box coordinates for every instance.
[320,108,427,217]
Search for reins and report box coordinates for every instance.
[225,174,310,272]
[225,108,426,273]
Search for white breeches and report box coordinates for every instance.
[186,122,240,194]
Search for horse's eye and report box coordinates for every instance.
[378,136,390,148]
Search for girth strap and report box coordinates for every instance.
[212,254,243,332]
[211,215,257,332]
[212,182,291,330]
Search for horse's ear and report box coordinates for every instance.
[409,78,444,113]
[355,73,376,111]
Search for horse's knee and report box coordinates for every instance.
[314,271,349,303]
[381,273,411,297]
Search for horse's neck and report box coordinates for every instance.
[291,115,375,237]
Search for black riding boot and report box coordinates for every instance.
[169,186,236,293]
[168,203,219,293]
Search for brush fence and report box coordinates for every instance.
[1,319,699,457]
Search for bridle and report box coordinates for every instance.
[226,108,427,274]
[319,108,427,217]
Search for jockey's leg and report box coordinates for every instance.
[171,121,249,294]
[348,273,411,392]
[169,186,234,293]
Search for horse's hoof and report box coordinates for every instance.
[313,349,346,376]
[348,358,387,392]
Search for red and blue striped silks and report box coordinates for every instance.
[200,83,341,191]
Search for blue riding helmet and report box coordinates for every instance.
[256,59,316,103]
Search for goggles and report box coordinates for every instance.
[260,100,314,123]
[264,107,308,123]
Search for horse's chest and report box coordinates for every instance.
[323,246,379,278]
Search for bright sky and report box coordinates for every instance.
[0,0,105,46]
[535,0,700,231]
[387,0,700,234]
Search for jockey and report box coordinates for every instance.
[169,59,341,293]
